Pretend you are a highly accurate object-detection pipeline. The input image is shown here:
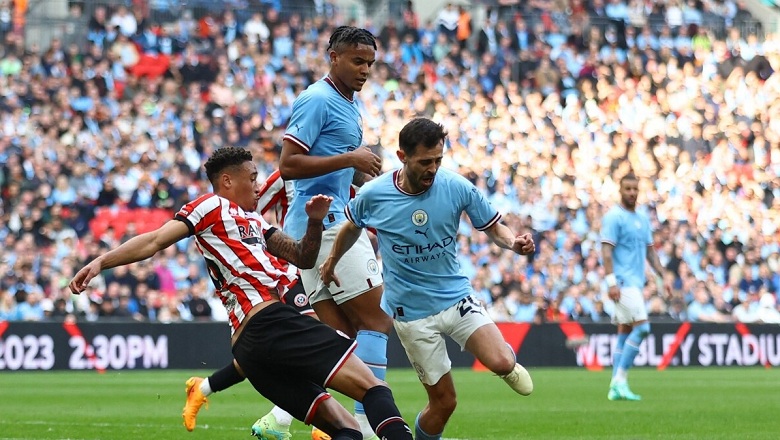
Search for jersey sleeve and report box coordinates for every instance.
[257,170,285,215]
[601,210,619,246]
[461,178,501,231]
[344,190,371,229]
[174,194,221,236]
[283,89,327,153]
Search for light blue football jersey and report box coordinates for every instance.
[600,205,653,289]
[346,167,502,321]
[282,77,363,239]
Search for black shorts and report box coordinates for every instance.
[231,302,356,423]
[280,278,314,315]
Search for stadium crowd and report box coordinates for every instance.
[0,0,779,326]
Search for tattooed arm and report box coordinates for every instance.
[265,220,323,269]
[264,194,332,269]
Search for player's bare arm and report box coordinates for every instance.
[484,222,535,255]
[68,220,189,294]
[279,140,382,180]
[265,195,332,269]
[601,242,620,301]
[646,245,672,295]
[320,220,363,287]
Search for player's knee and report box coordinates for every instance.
[353,312,393,334]
[485,353,515,376]
[431,394,457,417]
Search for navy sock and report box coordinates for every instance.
[362,385,412,440]
[207,362,244,392]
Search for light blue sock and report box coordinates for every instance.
[354,330,387,416]
[618,322,650,375]
[415,412,442,440]
[612,333,629,378]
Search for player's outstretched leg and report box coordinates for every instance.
[468,328,533,396]
[251,406,294,440]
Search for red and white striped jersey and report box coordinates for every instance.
[257,169,294,226]
[175,193,297,335]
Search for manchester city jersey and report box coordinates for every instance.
[346,167,501,321]
[600,205,653,289]
[282,77,363,239]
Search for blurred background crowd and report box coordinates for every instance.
[0,0,778,326]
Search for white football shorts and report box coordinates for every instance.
[612,286,648,324]
[393,294,494,386]
[301,221,383,305]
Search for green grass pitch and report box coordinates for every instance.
[1,367,779,439]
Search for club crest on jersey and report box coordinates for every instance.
[229,207,238,216]
[367,259,379,275]
[293,293,308,307]
[411,209,428,227]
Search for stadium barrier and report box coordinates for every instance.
[1,320,779,371]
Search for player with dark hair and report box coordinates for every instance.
[181,169,316,436]
[182,169,362,439]
[602,173,670,401]
[278,25,389,440]
[70,147,413,440]
[321,118,535,440]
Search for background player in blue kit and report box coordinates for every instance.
[277,26,390,440]
[321,118,535,440]
[601,173,670,401]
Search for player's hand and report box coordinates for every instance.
[68,260,102,294]
[320,256,341,287]
[305,194,333,221]
[608,285,620,302]
[350,146,382,177]
[512,233,535,255]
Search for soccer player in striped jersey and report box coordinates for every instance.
[69,147,413,440]
[180,168,314,437]
[321,119,535,440]
[279,26,390,440]
[181,168,364,439]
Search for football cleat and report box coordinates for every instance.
[182,377,208,431]
[501,363,534,396]
[251,413,292,440]
[607,384,622,401]
[613,382,642,401]
[311,426,331,440]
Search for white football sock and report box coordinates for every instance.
[199,378,213,396]
[355,413,375,439]
[271,406,293,427]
